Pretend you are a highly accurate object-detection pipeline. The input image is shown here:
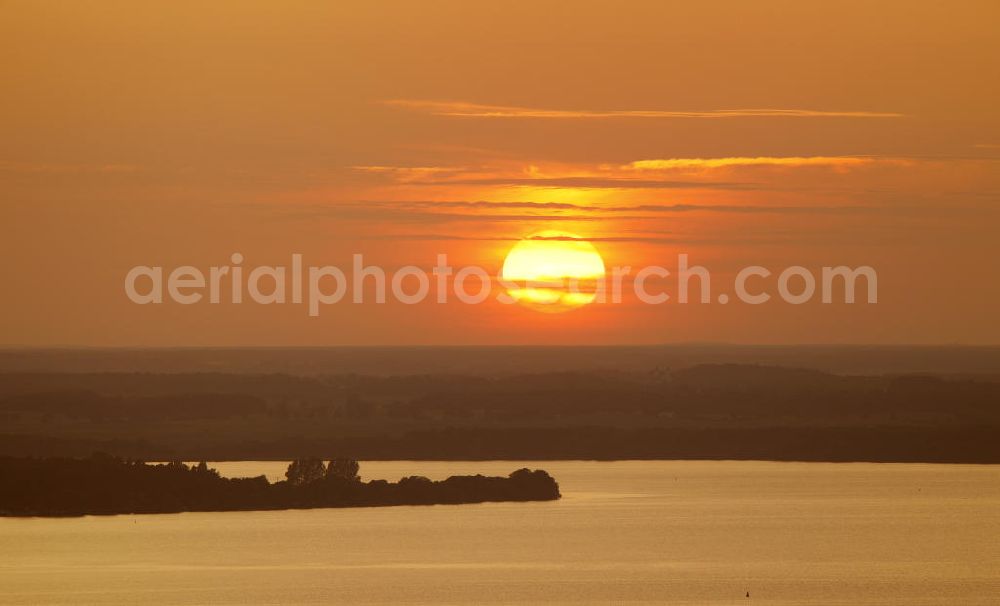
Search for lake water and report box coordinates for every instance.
[2,461,999,605]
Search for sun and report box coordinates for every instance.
[500,231,606,313]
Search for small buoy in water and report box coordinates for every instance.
[746,592,750,598]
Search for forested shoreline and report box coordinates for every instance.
[1,363,998,462]
[0,455,560,517]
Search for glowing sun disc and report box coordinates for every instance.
[500,231,606,313]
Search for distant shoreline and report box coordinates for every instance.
[193,458,1000,465]
[5,426,998,464]
[1,344,999,376]
[2,363,998,464]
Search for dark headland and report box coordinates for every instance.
[0,455,561,517]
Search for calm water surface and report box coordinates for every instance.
[2,461,998,605]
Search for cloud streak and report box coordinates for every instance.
[351,165,470,180]
[275,200,899,228]
[366,199,891,214]
[384,100,904,119]
[277,204,649,224]
[407,176,757,190]
[351,155,894,190]
[369,232,688,244]
[623,156,879,170]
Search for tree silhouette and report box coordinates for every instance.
[193,461,219,477]
[285,457,325,485]
[326,457,360,482]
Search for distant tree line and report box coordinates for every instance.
[0,454,560,517]
[1,365,999,462]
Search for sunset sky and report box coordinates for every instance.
[2,1,998,346]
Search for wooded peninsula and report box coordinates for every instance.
[0,455,561,517]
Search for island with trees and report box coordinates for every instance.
[0,455,561,517]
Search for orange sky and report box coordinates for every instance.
[2,1,999,346]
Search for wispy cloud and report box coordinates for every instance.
[362,231,842,247]
[276,200,898,227]
[370,232,687,244]
[351,166,470,181]
[275,204,647,224]
[351,155,893,191]
[383,100,904,119]
[350,164,754,190]
[622,156,879,170]
[363,200,886,214]
[412,176,756,190]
